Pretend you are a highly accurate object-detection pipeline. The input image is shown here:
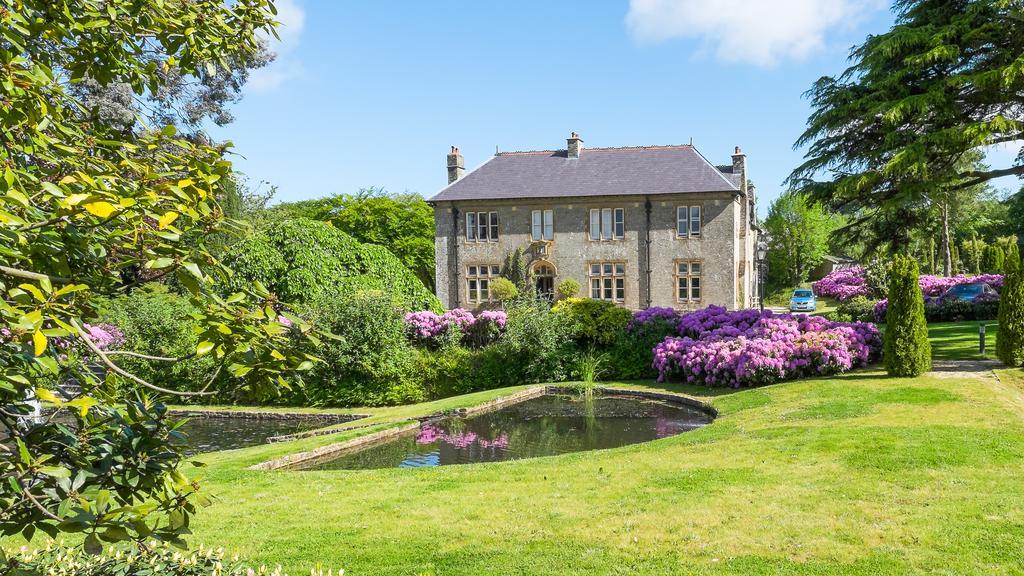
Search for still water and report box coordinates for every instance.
[4,414,324,456]
[179,416,323,455]
[305,394,713,470]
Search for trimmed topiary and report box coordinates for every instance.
[491,277,519,303]
[556,278,581,299]
[997,258,1024,367]
[884,255,932,376]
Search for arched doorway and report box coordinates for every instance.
[532,261,556,301]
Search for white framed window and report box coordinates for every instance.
[675,260,702,302]
[531,209,553,241]
[588,208,624,241]
[466,264,501,303]
[588,261,625,302]
[676,205,702,238]
[466,211,498,242]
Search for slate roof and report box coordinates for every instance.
[429,144,740,203]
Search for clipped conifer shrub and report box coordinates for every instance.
[996,258,1024,367]
[884,255,931,376]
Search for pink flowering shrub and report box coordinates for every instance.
[405,308,507,347]
[440,308,476,331]
[404,310,446,340]
[917,273,1004,297]
[626,307,682,335]
[82,323,126,350]
[653,306,881,387]
[814,266,1004,301]
[812,266,871,300]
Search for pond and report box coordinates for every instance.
[302,393,713,470]
[178,416,325,455]
[4,413,328,456]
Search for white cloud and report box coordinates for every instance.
[271,0,306,50]
[248,0,306,92]
[625,0,884,67]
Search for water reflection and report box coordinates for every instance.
[307,394,712,470]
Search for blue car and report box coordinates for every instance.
[940,282,998,302]
[789,289,817,312]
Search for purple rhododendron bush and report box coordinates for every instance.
[813,266,1003,301]
[653,306,882,387]
[404,308,507,347]
[812,266,872,300]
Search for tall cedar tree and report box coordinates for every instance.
[884,256,932,376]
[789,0,1024,254]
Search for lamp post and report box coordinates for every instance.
[756,241,768,312]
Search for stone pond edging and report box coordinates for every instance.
[248,421,422,471]
[248,386,716,472]
[545,386,719,418]
[263,386,549,444]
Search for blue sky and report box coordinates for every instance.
[210,1,1016,215]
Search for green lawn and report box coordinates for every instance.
[173,324,1024,575]
[11,322,1024,574]
[928,320,999,360]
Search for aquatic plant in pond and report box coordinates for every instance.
[653,306,881,387]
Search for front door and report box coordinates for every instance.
[536,276,554,301]
[533,263,555,301]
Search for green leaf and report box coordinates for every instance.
[84,533,102,555]
[196,341,215,356]
[38,465,71,479]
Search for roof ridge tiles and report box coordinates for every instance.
[495,144,694,156]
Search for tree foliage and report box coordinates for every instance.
[790,0,1024,254]
[763,192,841,287]
[0,0,318,549]
[263,189,436,290]
[982,245,1005,274]
[221,218,441,312]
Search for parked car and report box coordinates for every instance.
[789,289,817,312]
[940,282,999,302]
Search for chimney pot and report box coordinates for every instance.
[447,146,465,184]
[567,132,584,159]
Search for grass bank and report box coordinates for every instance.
[183,338,1024,574]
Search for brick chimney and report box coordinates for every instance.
[567,132,583,159]
[447,146,464,184]
[731,146,747,195]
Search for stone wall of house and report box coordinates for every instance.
[433,191,741,310]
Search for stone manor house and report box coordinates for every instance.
[428,133,759,311]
